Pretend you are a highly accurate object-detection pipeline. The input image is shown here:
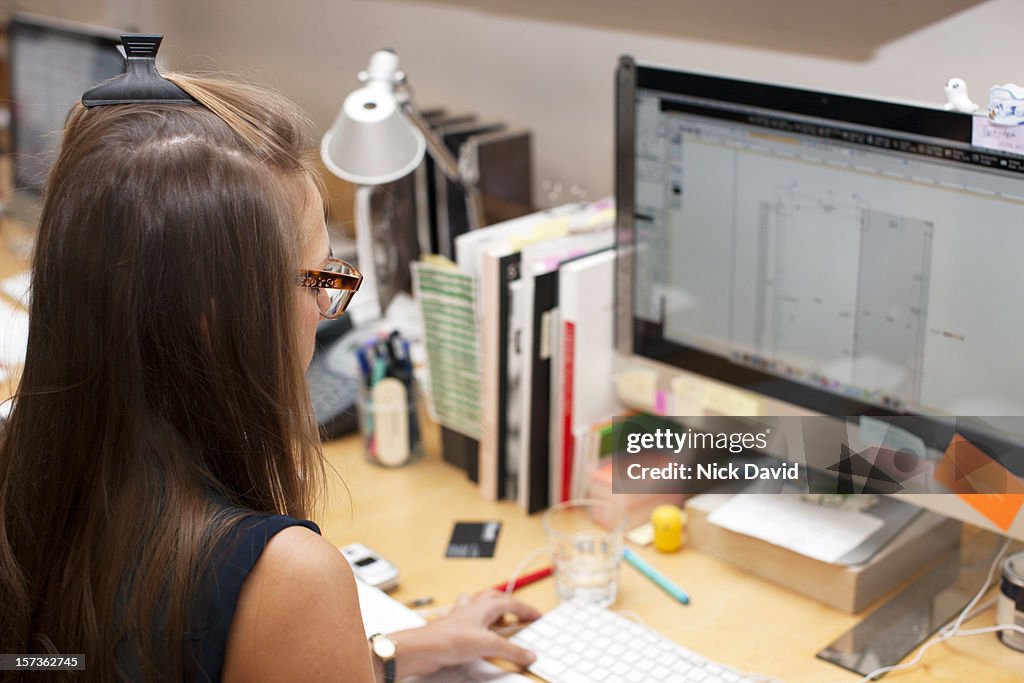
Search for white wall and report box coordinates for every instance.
[10,0,1021,208]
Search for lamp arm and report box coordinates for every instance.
[401,102,464,185]
[400,100,486,231]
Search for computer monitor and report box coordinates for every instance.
[613,56,1024,542]
[7,14,124,221]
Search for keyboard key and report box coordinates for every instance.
[560,672,600,683]
[635,658,655,673]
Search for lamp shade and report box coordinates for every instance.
[321,85,426,185]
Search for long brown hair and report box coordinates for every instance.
[0,74,326,680]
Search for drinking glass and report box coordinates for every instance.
[543,499,625,607]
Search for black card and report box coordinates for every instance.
[446,521,502,558]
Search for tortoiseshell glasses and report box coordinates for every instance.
[296,258,363,319]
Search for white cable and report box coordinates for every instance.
[855,622,1024,683]
[855,538,1018,682]
[503,546,549,596]
[943,595,996,630]
[946,538,1011,636]
[951,624,1024,638]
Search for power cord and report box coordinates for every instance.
[855,538,1024,682]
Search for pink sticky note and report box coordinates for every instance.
[655,389,668,415]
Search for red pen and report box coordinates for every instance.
[494,566,553,593]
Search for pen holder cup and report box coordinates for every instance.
[543,499,625,608]
[356,377,423,468]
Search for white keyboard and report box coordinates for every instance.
[511,601,760,683]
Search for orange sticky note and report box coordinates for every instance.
[934,433,1024,531]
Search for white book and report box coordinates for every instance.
[551,249,623,504]
[514,229,614,510]
[469,201,614,502]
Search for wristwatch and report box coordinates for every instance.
[369,633,397,683]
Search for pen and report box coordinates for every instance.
[404,596,434,608]
[622,547,690,605]
[355,346,372,383]
[494,566,553,593]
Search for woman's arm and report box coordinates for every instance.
[223,527,540,682]
[223,526,375,682]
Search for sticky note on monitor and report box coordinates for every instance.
[934,433,1024,531]
[614,371,657,411]
[703,384,761,416]
[671,376,706,416]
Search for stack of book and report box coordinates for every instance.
[417,199,624,512]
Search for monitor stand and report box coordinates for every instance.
[817,530,1004,676]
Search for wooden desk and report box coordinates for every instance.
[321,434,1023,683]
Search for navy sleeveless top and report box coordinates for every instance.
[192,514,321,681]
[115,512,321,681]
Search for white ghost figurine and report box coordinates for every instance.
[943,78,978,113]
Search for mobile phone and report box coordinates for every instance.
[340,543,400,592]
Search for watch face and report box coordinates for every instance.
[373,635,396,659]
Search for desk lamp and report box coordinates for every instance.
[321,50,485,315]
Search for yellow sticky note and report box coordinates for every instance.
[614,371,657,411]
[670,376,705,416]
[507,218,570,250]
[626,522,655,546]
[703,384,761,416]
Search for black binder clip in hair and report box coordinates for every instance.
[82,34,195,107]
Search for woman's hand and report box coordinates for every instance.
[386,590,542,679]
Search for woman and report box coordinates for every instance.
[0,69,538,681]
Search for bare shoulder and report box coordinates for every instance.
[252,525,352,586]
[222,526,374,682]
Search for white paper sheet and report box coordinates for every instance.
[0,300,29,368]
[1,272,32,307]
[707,494,885,564]
[355,579,532,682]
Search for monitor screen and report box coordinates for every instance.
[9,15,125,193]
[618,61,1024,426]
